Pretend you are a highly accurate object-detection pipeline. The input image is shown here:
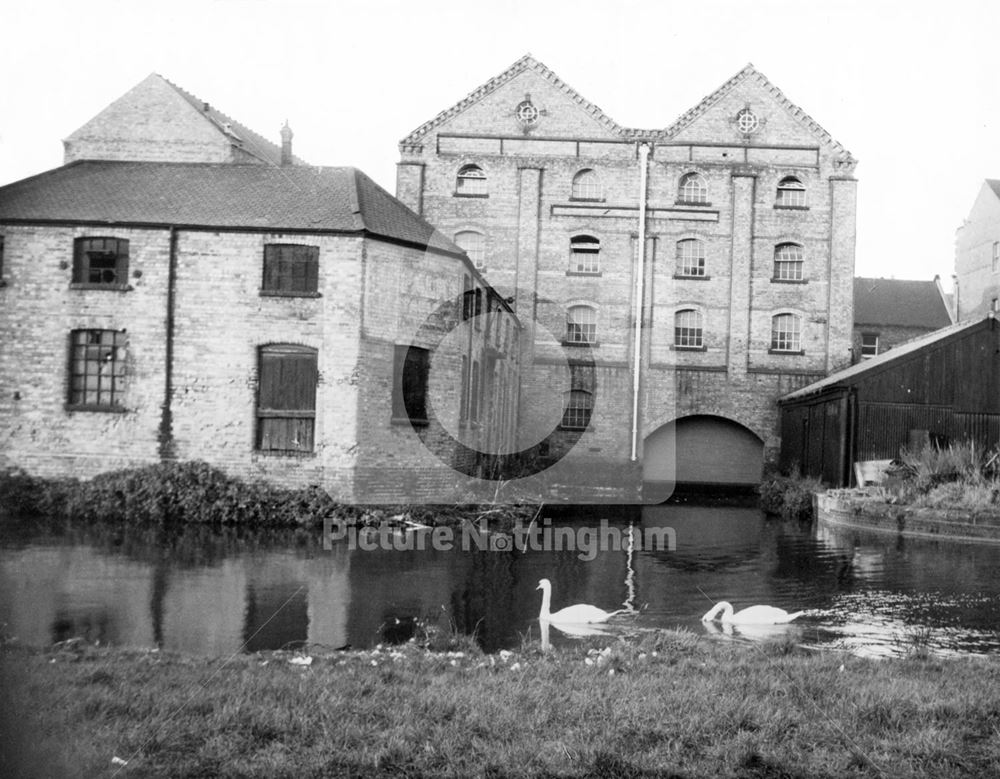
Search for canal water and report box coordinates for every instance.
[2,503,1000,658]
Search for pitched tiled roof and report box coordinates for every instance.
[399,54,624,147]
[0,161,460,255]
[158,74,307,166]
[854,277,953,329]
[781,318,990,402]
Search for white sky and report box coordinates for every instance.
[2,0,998,287]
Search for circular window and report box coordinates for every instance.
[516,100,540,127]
[736,108,759,134]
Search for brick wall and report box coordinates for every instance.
[399,63,856,495]
[955,183,1000,320]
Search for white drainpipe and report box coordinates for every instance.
[631,143,651,461]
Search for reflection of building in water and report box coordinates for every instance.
[0,546,153,648]
[162,559,247,655]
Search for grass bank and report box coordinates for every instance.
[3,634,999,778]
[0,461,535,530]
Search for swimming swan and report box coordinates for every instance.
[536,578,625,624]
[701,601,804,625]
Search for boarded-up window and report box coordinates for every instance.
[262,244,319,295]
[257,345,317,452]
[73,237,129,286]
[393,345,429,424]
[68,329,127,408]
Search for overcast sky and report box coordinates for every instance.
[3,0,997,287]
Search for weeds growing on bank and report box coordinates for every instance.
[885,442,1000,511]
[758,470,825,521]
[0,462,535,529]
[3,633,1000,778]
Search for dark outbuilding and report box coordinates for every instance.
[778,316,1000,486]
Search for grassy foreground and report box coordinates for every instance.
[2,634,999,778]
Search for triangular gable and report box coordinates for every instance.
[64,74,303,167]
[400,54,624,148]
[159,75,305,166]
[636,64,856,168]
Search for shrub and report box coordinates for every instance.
[758,471,824,521]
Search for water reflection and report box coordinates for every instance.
[1,506,1000,658]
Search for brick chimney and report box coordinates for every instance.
[280,121,293,166]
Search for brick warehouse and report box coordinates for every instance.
[0,78,521,503]
[397,55,858,497]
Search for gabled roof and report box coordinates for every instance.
[0,161,460,255]
[854,277,953,329]
[780,317,992,402]
[157,74,306,166]
[400,54,624,147]
[632,63,855,164]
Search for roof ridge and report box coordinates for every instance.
[634,64,856,165]
[399,54,623,148]
[156,73,306,166]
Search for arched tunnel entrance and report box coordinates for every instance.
[643,415,764,499]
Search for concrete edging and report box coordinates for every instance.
[815,490,1000,544]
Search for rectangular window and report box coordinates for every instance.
[470,360,481,422]
[393,345,429,424]
[73,237,129,287]
[459,355,469,422]
[861,333,879,358]
[561,364,595,430]
[257,345,317,452]
[262,244,319,295]
[770,314,802,352]
[68,329,127,409]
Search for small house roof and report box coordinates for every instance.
[854,277,953,329]
[0,160,462,256]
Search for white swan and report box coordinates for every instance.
[701,600,804,625]
[536,578,624,624]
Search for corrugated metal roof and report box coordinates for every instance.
[780,317,991,402]
[854,277,952,329]
[0,161,461,255]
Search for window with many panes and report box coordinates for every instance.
[676,239,706,277]
[776,176,806,207]
[773,243,804,281]
[770,313,802,352]
[73,237,129,287]
[561,363,595,429]
[571,169,602,200]
[68,329,127,409]
[257,345,317,452]
[454,231,485,268]
[262,244,319,295]
[674,309,703,348]
[678,173,708,204]
[861,333,879,358]
[456,164,487,196]
[566,305,597,344]
[392,344,430,424]
[569,235,600,274]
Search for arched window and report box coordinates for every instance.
[773,243,804,281]
[571,169,602,200]
[456,164,486,196]
[569,235,600,274]
[454,230,485,268]
[771,313,802,352]
[776,176,806,207]
[676,239,706,277]
[561,390,593,430]
[674,309,703,348]
[566,305,597,344]
[678,172,708,204]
